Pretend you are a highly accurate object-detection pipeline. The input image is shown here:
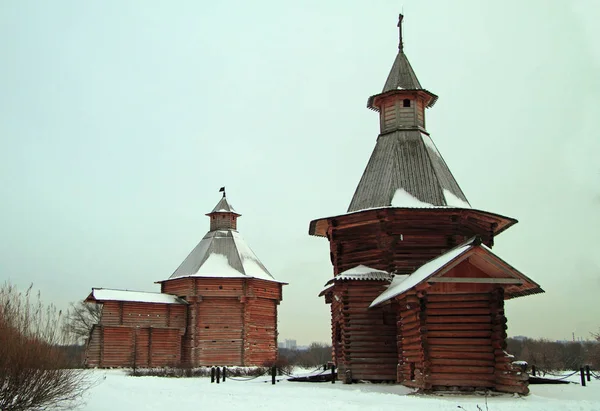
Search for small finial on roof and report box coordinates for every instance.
[219,186,226,198]
[398,14,404,52]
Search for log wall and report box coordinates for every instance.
[86,325,184,368]
[170,277,281,367]
[325,208,511,276]
[329,281,397,382]
[244,297,278,365]
[394,289,529,394]
[195,297,243,365]
[490,288,529,394]
[397,293,428,388]
[87,277,282,368]
[424,292,495,389]
[97,301,186,328]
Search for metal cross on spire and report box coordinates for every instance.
[398,13,404,52]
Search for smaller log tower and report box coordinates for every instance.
[85,192,285,368]
[311,15,543,393]
[159,194,285,367]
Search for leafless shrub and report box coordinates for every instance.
[0,283,90,411]
[62,301,102,344]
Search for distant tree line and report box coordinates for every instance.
[278,342,332,368]
[507,336,600,372]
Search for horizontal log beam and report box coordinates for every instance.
[429,278,522,284]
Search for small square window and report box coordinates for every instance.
[403,99,411,107]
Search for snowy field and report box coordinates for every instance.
[78,369,600,411]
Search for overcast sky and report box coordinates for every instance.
[1,0,599,345]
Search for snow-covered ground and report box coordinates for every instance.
[78,369,600,411]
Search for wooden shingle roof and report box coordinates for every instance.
[382,51,422,91]
[347,130,470,212]
[163,196,283,283]
[165,229,282,283]
[209,197,239,215]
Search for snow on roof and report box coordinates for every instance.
[193,253,247,278]
[209,197,238,214]
[230,231,279,282]
[335,265,394,281]
[420,133,440,157]
[89,288,187,305]
[319,266,395,297]
[392,188,435,208]
[443,189,471,208]
[370,243,471,307]
[166,230,284,283]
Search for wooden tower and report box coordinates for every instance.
[311,15,543,393]
[85,192,285,368]
[159,193,285,367]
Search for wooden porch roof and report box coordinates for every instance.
[370,237,544,307]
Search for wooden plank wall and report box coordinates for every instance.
[85,325,102,367]
[97,301,186,328]
[90,326,183,368]
[89,277,283,368]
[333,281,397,381]
[161,277,194,296]
[184,277,281,367]
[244,298,278,365]
[86,301,186,368]
[196,297,244,366]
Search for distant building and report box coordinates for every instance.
[311,15,543,394]
[284,339,297,350]
[85,193,286,367]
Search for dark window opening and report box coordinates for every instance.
[403,99,411,107]
[218,285,223,290]
[409,362,416,380]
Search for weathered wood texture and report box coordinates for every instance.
[422,292,495,389]
[244,297,278,366]
[185,278,281,366]
[397,293,428,387]
[87,278,282,368]
[86,301,186,367]
[326,209,505,276]
[393,290,528,393]
[329,281,397,381]
[98,301,186,328]
[86,325,183,368]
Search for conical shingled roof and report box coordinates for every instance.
[347,130,470,212]
[168,230,279,282]
[381,52,422,92]
[209,197,239,214]
[167,197,281,283]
